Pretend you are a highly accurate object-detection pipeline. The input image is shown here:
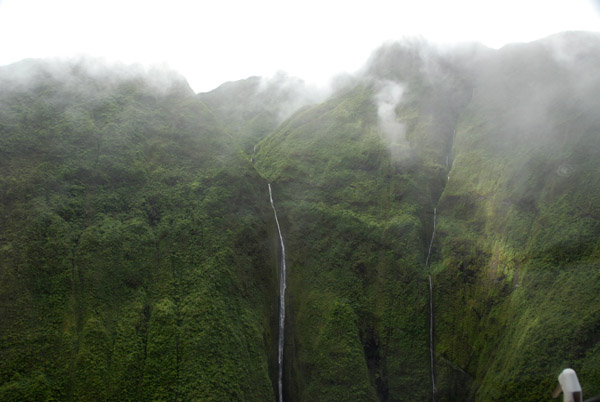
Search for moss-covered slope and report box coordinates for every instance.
[253,42,474,398]
[198,74,323,155]
[1,31,599,402]
[253,32,600,402]
[0,60,278,401]
[432,32,600,401]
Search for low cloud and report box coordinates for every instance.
[374,80,410,163]
[0,57,191,98]
[257,72,331,122]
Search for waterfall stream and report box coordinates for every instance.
[426,127,456,400]
[425,208,437,268]
[268,183,287,402]
[426,208,437,400]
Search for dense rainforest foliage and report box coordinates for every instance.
[0,60,279,401]
[1,32,599,401]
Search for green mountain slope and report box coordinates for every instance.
[433,31,600,401]
[253,42,474,399]
[198,73,323,155]
[255,85,432,401]
[0,32,599,402]
[0,60,278,401]
[253,32,600,401]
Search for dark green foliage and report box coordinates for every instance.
[198,73,321,155]
[253,32,600,401]
[303,301,378,402]
[0,61,277,401]
[254,81,449,401]
[1,31,600,402]
[432,32,600,401]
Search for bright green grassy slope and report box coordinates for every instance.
[432,33,600,401]
[0,61,278,401]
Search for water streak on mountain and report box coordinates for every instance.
[268,183,287,402]
[426,208,437,268]
[426,207,437,400]
[1,31,600,402]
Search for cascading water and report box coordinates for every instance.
[426,126,457,401]
[425,208,437,268]
[268,183,287,402]
[425,207,437,401]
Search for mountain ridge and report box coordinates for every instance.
[0,30,599,401]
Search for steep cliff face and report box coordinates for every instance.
[251,32,600,401]
[255,84,432,401]
[1,32,599,402]
[198,73,324,155]
[433,32,600,401]
[0,60,279,401]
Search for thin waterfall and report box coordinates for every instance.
[425,127,454,400]
[425,208,437,267]
[426,207,437,401]
[268,183,287,402]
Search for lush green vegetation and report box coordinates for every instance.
[1,32,599,402]
[198,74,320,155]
[251,33,600,401]
[252,61,471,400]
[431,34,600,401]
[0,61,278,401]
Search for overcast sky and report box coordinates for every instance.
[0,0,598,92]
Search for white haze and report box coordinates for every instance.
[0,57,189,96]
[374,81,409,162]
[257,73,330,122]
[0,0,598,92]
